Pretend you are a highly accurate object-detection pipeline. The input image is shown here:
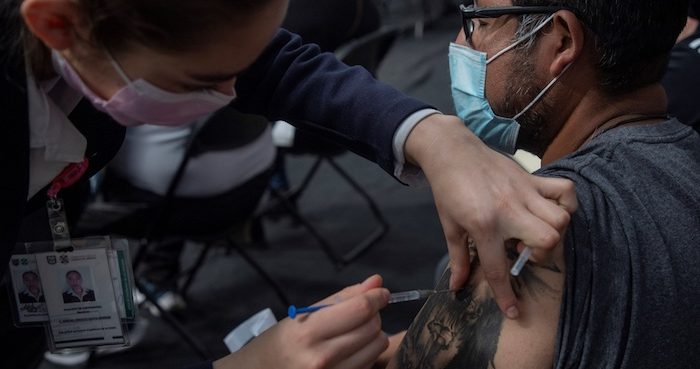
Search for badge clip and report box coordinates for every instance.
[45,158,89,252]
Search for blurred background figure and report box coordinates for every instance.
[662,1,700,130]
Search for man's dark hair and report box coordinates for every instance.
[65,270,81,278]
[22,271,39,279]
[1,0,276,80]
[514,0,689,94]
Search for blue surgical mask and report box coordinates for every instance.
[449,14,569,154]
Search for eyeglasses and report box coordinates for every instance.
[459,3,569,42]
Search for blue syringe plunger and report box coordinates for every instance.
[288,304,329,319]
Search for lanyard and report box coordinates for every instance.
[47,158,90,200]
[46,158,89,251]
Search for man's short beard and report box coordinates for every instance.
[494,50,553,156]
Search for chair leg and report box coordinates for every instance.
[269,187,346,268]
[226,237,291,307]
[135,280,211,359]
[131,237,152,272]
[288,156,323,202]
[263,156,390,268]
[326,157,389,228]
[179,242,215,299]
[325,157,390,263]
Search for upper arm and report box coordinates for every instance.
[386,245,565,369]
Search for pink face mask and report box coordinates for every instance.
[52,51,236,126]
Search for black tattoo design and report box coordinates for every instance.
[392,268,502,369]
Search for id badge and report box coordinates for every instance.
[7,254,48,323]
[6,159,137,350]
[7,237,137,351]
[36,246,125,349]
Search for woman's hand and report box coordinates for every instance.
[214,275,390,369]
[405,114,577,319]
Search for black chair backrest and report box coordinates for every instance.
[189,107,270,157]
[334,25,400,76]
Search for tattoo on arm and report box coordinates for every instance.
[394,269,502,369]
[392,248,562,369]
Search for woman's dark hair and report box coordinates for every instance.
[513,0,689,94]
[79,0,275,53]
[1,0,276,80]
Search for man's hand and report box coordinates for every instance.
[405,114,577,319]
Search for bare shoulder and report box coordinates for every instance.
[386,244,565,369]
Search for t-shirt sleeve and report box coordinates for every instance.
[537,165,636,369]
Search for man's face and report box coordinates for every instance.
[67,272,83,291]
[457,0,554,156]
[23,273,41,295]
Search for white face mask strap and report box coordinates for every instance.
[105,50,133,85]
[513,62,572,120]
[487,13,556,64]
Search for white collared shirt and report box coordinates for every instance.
[26,72,87,199]
[391,108,440,186]
[64,288,92,302]
[21,289,44,302]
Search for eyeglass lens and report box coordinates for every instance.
[462,3,476,41]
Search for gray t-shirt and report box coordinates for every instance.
[537,119,700,368]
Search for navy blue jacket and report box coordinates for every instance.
[234,29,430,172]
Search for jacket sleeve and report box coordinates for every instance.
[181,361,213,369]
[233,28,433,175]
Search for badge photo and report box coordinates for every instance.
[8,255,48,324]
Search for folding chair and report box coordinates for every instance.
[259,26,400,268]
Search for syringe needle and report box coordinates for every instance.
[510,247,532,276]
[289,289,441,319]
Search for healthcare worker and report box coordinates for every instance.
[0,0,577,368]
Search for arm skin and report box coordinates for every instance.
[374,332,406,369]
[385,241,565,369]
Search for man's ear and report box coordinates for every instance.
[547,10,585,76]
[20,0,84,51]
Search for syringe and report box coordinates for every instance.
[510,247,532,277]
[288,289,442,319]
[387,289,435,303]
